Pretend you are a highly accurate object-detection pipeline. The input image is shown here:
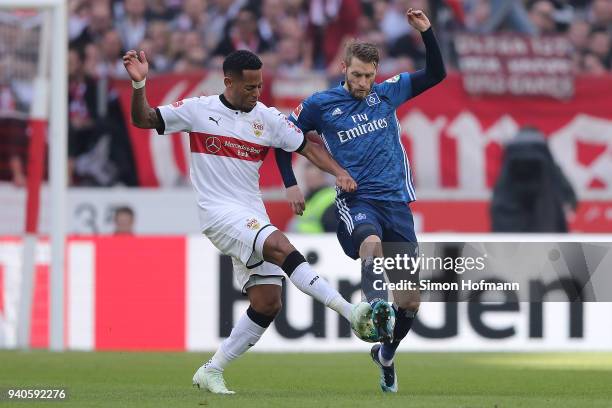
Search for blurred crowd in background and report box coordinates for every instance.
[66,0,612,78]
[1,0,611,189]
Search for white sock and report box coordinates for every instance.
[378,347,393,367]
[289,262,353,321]
[205,311,267,371]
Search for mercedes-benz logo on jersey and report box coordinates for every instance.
[366,92,381,106]
[205,136,221,153]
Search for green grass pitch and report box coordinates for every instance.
[1,351,611,407]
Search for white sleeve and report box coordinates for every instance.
[155,97,200,135]
[269,108,306,152]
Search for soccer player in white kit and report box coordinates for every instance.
[123,49,383,394]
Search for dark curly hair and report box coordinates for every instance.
[223,50,263,78]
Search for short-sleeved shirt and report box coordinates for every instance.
[289,73,416,203]
[157,95,305,229]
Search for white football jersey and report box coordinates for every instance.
[156,95,305,229]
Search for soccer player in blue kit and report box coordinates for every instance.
[275,8,446,392]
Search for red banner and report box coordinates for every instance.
[455,34,574,98]
[116,73,612,197]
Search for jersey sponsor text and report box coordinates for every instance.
[337,113,388,143]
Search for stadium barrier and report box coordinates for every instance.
[1,186,611,235]
[1,235,611,351]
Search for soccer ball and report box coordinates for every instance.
[352,320,381,343]
[352,302,396,343]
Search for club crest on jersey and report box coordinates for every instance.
[355,212,367,221]
[246,218,261,230]
[252,120,264,137]
[385,74,400,83]
[172,100,184,108]
[291,103,303,120]
[365,92,380,107]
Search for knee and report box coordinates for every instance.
[263,231,296,266]
[266,298,283,316]
[251,297,283,317]
[361,235,381,245]
[396,299,420,313]
[358,233,382,258]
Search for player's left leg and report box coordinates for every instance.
[194,281,283,394]
[261,230,375,339]
[203,211,375,341]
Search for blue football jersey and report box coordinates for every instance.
[290,73,416,203]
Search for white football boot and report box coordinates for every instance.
[192,365,235,395]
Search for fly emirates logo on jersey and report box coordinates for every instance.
[337,113,388,144]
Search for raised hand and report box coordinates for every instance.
[406,8,431,32]
[122,50,149,82]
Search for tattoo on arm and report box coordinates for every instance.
[131,87,161,129]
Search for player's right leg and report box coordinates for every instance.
[371,203,421,393]
[193,282,282,394]
[356,233,402,393]
[357,231,395,342]
[335,197,395,342]
[261,230,376,340]
[335,197,401,391]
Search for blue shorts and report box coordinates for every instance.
[334,196,417,260]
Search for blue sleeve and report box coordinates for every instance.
[410,28,446,98]
[289,96,320,134]
[379,72,414,108]
[380,28,446,106]
[275,148,297,187]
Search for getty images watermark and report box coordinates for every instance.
[370,252,521,292]
[366,242,612,301]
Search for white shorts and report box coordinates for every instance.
[203,208,285,293]
[233,259,284,293]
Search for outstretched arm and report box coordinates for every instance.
[405,8,447,97]
[122,50,162,129]
[298,141,356,193]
